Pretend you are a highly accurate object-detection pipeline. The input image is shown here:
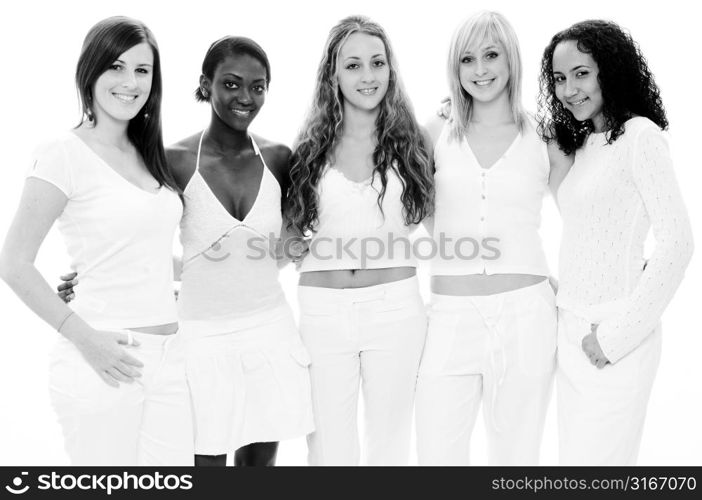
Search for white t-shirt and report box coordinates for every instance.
[27,132,182,330]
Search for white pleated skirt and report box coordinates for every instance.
[180,302,315,455]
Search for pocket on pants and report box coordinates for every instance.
[419,309,459,375]
[516,285,558,376]
[372,295,425,324]
[48,339,121,415]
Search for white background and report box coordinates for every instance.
[0,0,699,466]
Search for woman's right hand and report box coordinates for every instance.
[71,329,144,387]
[57,271,78,302]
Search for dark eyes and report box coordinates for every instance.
[224,81,267,93]
[345,60,387,70]
[108,64,149,74]
[460,52,498,64]
[553,71,589,83]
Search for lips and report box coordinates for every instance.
[357,87,378,96]
[231,109,253,117]
[567,97,589,106]
[473,78,495,87]
[112,93,138,103]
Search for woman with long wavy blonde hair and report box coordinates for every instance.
[287,15,433,465]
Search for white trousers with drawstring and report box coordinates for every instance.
[415,280,557,465]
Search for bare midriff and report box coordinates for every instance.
[299,267,416,289]
[432,273,547,296]
[127,322,179,335]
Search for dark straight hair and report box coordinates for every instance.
[75,16,179,192]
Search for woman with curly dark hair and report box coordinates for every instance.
[537,20,694,465]
[287,15,434,465]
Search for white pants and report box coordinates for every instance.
[48,332,193,465]
[415,280,557,465]
[297,276,427,465]
[557,308,661,465]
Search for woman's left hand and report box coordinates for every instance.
[582,324,610,369]
[582,324,609,369]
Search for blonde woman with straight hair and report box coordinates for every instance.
[415,11,571,465]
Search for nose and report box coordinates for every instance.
[121,70,138,90]
[564,78,578,97]
[361,64,375,84]
[237,87,252,105]
[475,59,487,76]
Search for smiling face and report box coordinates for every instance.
[92,42,153,123]
[552,40,605,132]
[459,39,509,104]
[336,32,390,114]
[203,53,268,132]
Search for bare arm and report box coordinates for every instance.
[546,140,574,201]
[0,178,143,386]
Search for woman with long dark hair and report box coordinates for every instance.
[0,16,192,465]
[287,15,434,465]
[537,20,693,465]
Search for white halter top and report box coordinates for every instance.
[177,131,285,331]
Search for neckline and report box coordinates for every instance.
[327,165,375,186]
[464,131,522,171]
[68,131,162,196]
[194,129,266,223]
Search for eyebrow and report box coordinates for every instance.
[343,53,386,61]
[114,59,153,67]
[461,45,498,55]
[221,72,266,82]
[566,64,591,72]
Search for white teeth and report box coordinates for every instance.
[113,93,137,103]
[474,79,494,86]
[358,88,377,95]
[232,109,251,116]
[570,98,588,106]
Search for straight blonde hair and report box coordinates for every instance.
[447,11,526,141]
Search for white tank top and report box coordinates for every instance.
[298,164,417,272]
[430,118,550,276]
[177,132,285,331]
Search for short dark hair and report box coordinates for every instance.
[75,16,178,191]
[194,36,271,102]
[537,19,668,154]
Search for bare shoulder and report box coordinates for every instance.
[166,133,201,190]
[252,134,292,185]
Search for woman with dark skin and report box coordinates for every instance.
[170,37,313,467]
[61,37,314,467]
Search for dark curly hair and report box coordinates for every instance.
[537,19,668,154]
[286,15,434,235]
